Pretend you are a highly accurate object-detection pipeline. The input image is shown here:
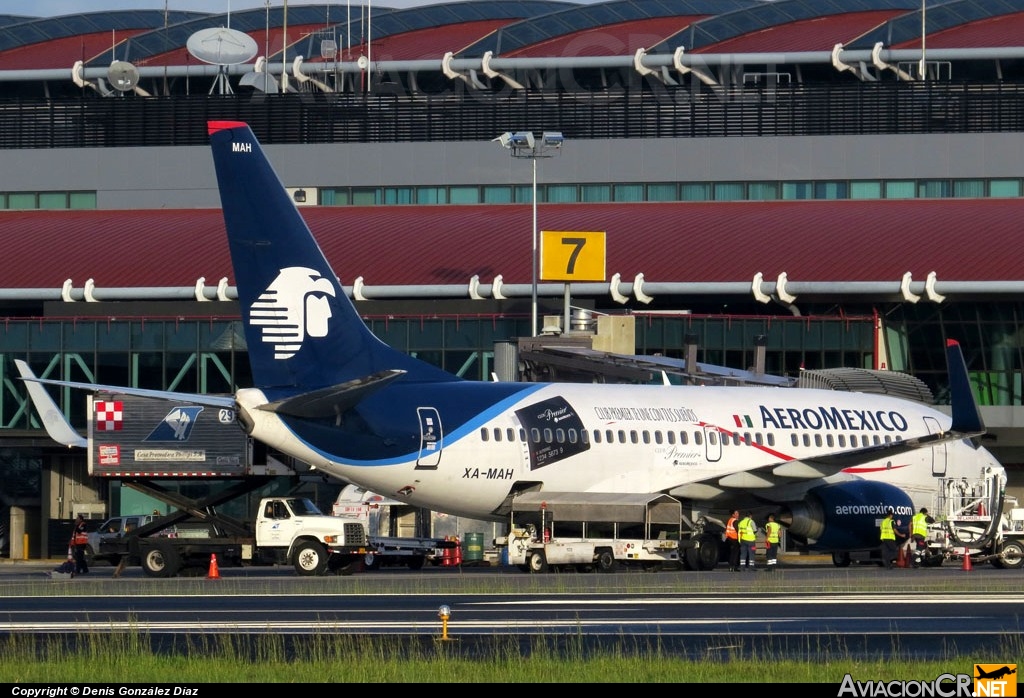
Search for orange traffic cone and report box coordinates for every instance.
[896,545,908,568]
[961,547,973,572]
[207,553,221,579]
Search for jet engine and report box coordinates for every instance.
[776,481,914,551]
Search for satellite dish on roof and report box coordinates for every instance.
[108,61,140,92]
[186,27,258,66]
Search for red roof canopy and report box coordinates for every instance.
[1,199,1018,290]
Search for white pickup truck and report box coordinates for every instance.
[104,496,370,578]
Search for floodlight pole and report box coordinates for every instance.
[494,131,564,337]
[530,156,538,338]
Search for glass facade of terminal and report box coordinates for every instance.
[3,177,1023,210]
[4,305,1024,440]
[0,312,878,434]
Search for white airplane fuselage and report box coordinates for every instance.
[237,381,1000,522]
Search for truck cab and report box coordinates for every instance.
[86,514,158,564]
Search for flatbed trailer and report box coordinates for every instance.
[331,484,455,569]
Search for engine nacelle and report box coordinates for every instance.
[777,481,914,551]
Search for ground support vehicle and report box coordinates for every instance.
[80,393,370,577]
[497,492,682,573]
[917,474,1024,570]
[101,478,370,578]
[826,473,1024,569]
[331,484,453,570]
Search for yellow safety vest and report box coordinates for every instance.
[880,517,896,541]
[912,513,928,538]
[738,517,756,542]
[765,521,781,543]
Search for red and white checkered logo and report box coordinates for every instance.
[95,400,123,431]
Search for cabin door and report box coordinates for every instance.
[703,426,722,463]
[923,416,947,477]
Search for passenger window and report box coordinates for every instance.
[481,428,489,442]
[593,430,601,444]
[530,428,540,444]
[803,434,811,447]
[850,435,858,447]
[580,430,589,444]
[555,428,565,443]
[767,434,775,447]
[506,428,515,441]
[606,430,615,443]
[617,430,626,443]
[642,431,651,444]
[630,430,639,444]
[826,435,834,447]
[754,433,763,445]
[694,431,703,446]
[654,431,663,445]
[667,432,675,445]
[708,432,718,446]
[838,435,846,447]
[679,431,688,445]
[568,429,577,444]
[791,434,798,447]
[543,428,553,443]
[814,434,822,447]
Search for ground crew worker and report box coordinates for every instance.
[879,508,904,569]
[910,507,931,567]
[71,514,89,575]
[725,509,740,571]
[764,512,781,570]
[738,511,757,570]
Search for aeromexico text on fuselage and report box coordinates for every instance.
[595,405,912,432]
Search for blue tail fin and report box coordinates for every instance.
[207,121,457,394]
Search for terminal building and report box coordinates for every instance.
[1,0,1024,556]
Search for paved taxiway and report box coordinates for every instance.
[0,557,1020,660]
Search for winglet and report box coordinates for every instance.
[946,339,984,435]
[14,360,88,448]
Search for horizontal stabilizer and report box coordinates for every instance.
[15,360,88,448]
[260,369,407,419]
[16,365,236,409]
